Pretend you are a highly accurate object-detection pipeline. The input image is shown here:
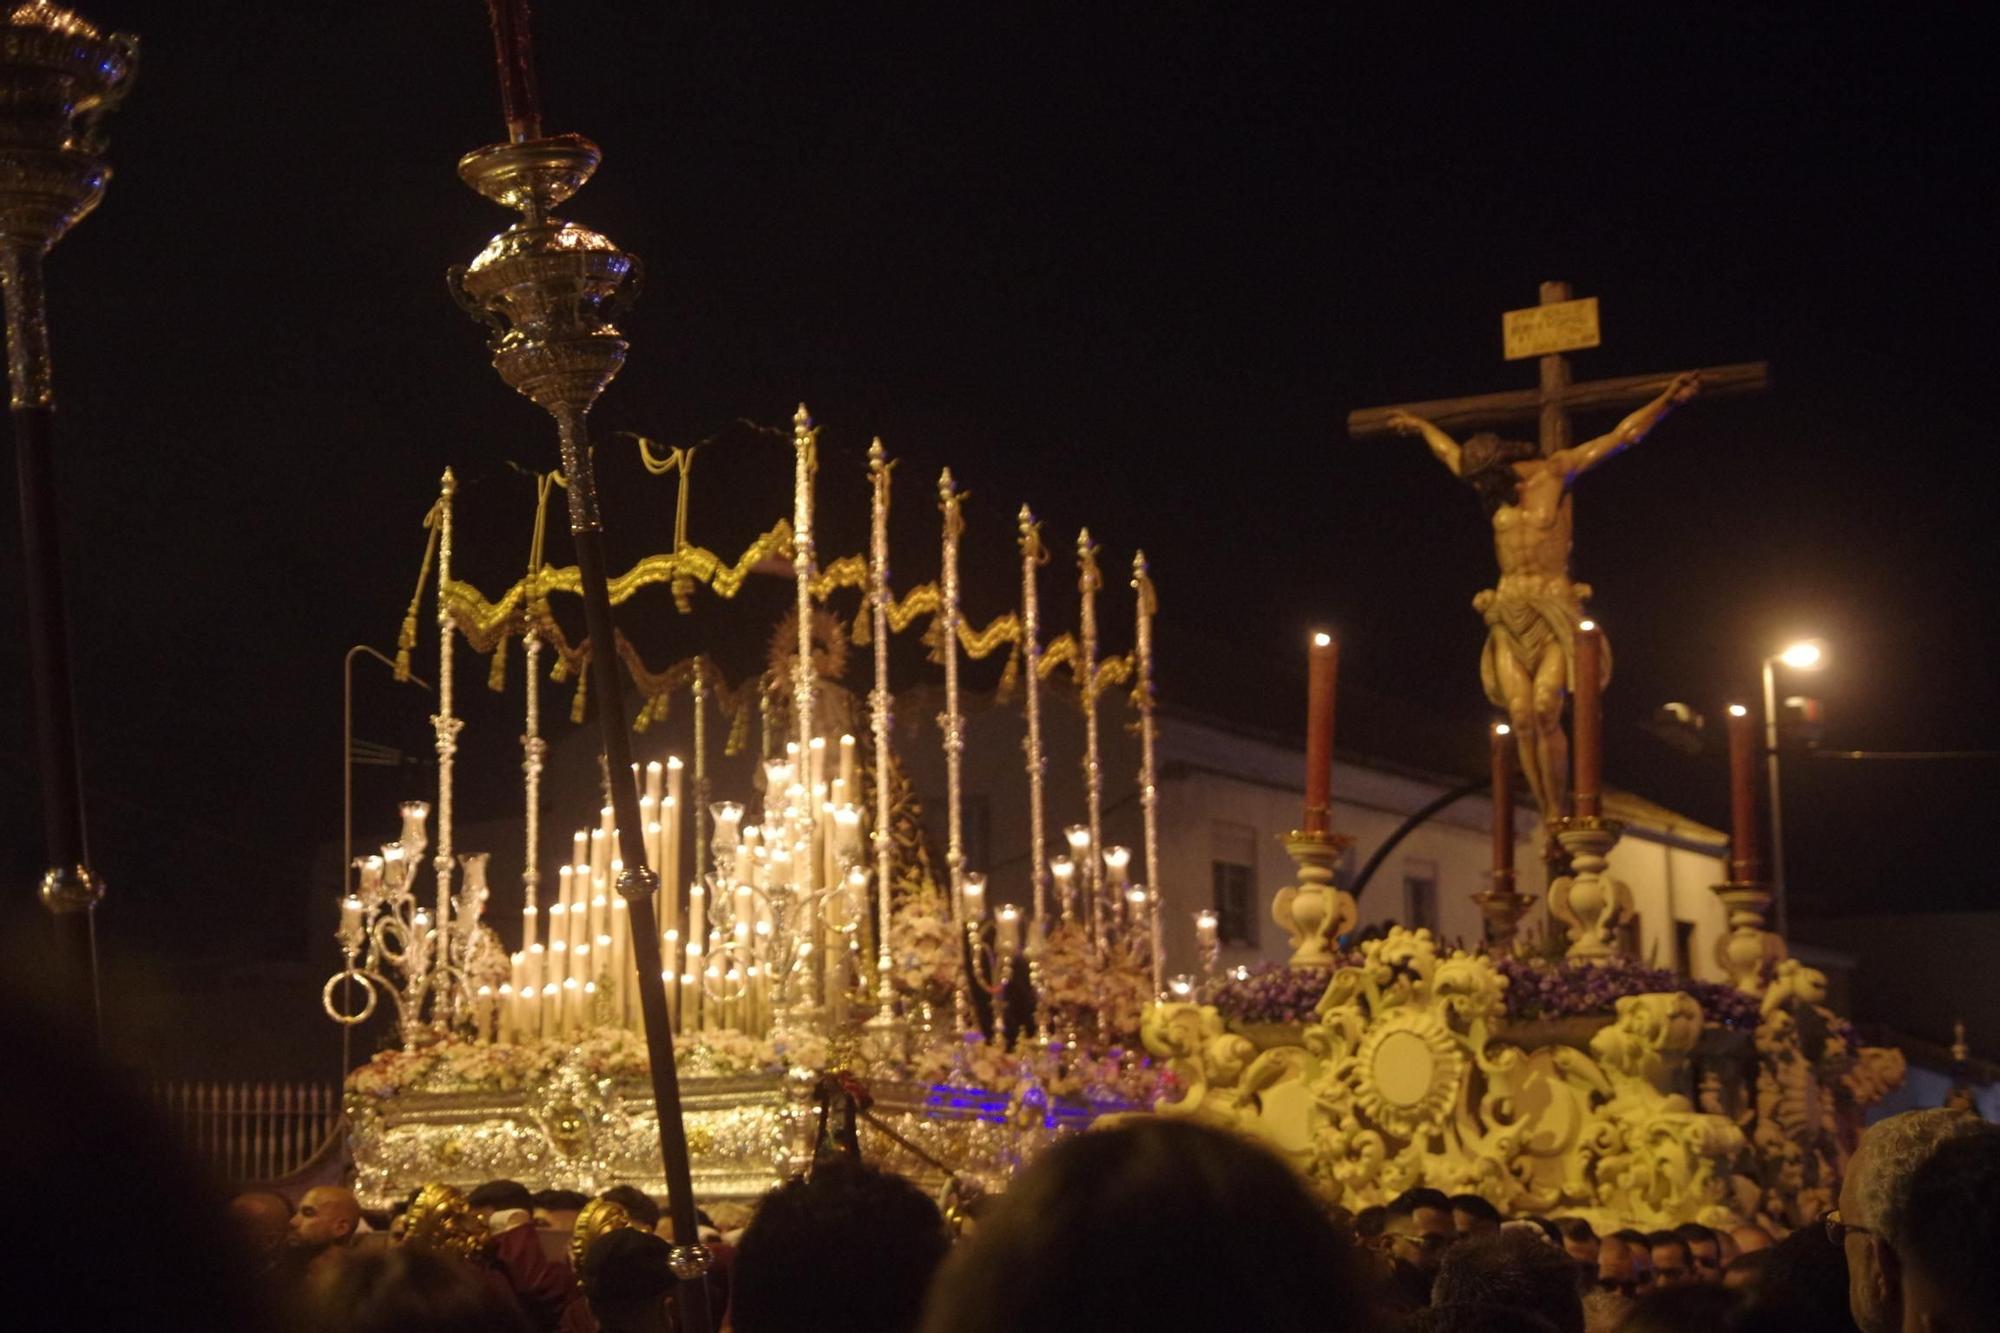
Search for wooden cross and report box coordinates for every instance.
[1347,280,1769,453]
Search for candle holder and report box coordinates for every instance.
[323,826,470,1049]
[1709,880,1784,994]
[1271,829,1357,968]
[1471,872,1537,956]
[1546,816,1633,960]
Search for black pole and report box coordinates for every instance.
[4,244,101,1029]
[558,409,714,1333]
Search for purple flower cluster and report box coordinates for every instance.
[1206,961,1345,1025]
[1495,955,1763,1031]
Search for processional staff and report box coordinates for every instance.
[0,7,138,1033]
[446,4,713,1324]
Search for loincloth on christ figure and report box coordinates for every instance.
[1473,583,1611,707]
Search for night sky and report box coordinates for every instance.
[3,6,1994,1067]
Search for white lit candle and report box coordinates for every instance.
[963,872,988,920]
[590,824,610,888]
[1051,856,1077,918]
[609,894,630,1026]
[1194,909,1219,950]
[1104,845,1132,892]
[839,733,857,792]
[339,895,365,946]
[645,759,664,807]
[996,903,1022,955]
[664,757,684,932]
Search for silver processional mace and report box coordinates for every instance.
[0,5,138,1034]
[446,4,713,1326]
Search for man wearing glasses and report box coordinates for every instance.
[1824,1108,1988,1333]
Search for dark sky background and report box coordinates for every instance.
[3,5,1995,1071]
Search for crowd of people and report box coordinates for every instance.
[203,1106,1998,1333]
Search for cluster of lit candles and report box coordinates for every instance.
[486,735,885,1042]
[491,756,685,1041]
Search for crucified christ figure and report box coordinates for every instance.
[1388,372,1701,823]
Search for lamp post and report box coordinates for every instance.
[1760,639,1823,938]
[342,644,429,1080]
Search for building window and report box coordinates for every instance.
[1403,859,1438,933]
[1674,920,1697,977]
[1211,821,1258,947]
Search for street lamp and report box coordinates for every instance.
[1761,639,1824,937]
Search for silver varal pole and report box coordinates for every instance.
[938,470,972,1031]
[863,441,904,1054]
[432,470,461,1027]
[1078,530,1106,952]
[1133,551,1163,996]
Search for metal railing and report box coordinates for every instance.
[153,1081,344,1185]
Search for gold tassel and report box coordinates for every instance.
[393,500,444,682]
[569,664,590,723]
[996,643,1020,704]
[487,645,508,693]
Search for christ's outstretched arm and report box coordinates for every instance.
[1387,410,1463,475]
[1555,371,1702,480]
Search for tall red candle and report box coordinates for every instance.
[1304,632,1337,835]
[486,0,544,143]
[1726,704,1763,880]
[1490,723,1515,877]
[1571,621,1603,818]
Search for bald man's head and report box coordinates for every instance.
[229,1191,293,1259]
[291,1186,361,1252]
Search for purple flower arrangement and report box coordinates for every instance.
[1495,955,1764,1032]
[1205,961,1345,1024]
[1204,953,1765,1032]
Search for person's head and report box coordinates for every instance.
[1508,1216,1564,1250]
[1598,1230,1653,1296]
[1837,1109,1987,1333]
[1556,1216,1599,1268]
[1432,1228,1584,1333]
[921,1119,1371,1333]
[1448,1193,1503,1237]
[1383,1186,1456,1275]
[1714,1227,1741,1267]
[1610,1283,1741,1333]
[465,1179,533,1228]
[230,1190,294,1260]
[1673,1223,1720,1283]
[530,1188,588,1233]
[1647,1230,1694,1287]
[735,1160,947,1333]
[1721,1249,1771,1295]
[1353,1204,1388,1241]
[1458,433,1540,514]
[1732,1222,1856,1332]
[598,1185,662,1231]
[307,1245,530,1333]
[293,1186,362,1253]
[1897,1126,2000,1333]
[580,1226,675,1333]
[1730,1223,1773,1256]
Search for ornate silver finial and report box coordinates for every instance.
[446,129,640,421]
